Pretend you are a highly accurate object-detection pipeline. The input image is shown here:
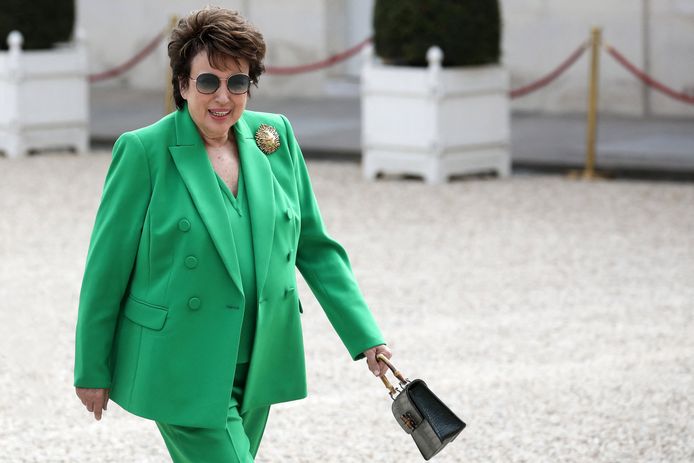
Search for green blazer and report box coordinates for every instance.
[74,105,385,429]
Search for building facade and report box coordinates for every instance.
[78,0,694,117]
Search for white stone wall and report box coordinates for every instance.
[76,0,694,116]
[245,0,329,98]
[76,0,334,97]
[649,0,694,116]
[77,0,207,91]
[502,0,694,117]
[503,0,643,115]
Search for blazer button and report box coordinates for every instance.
[286,250,292,262]
[178,219,191,232]
[188,297,201,310]
[284,286,296,298]
[285,208,293,221]
[184,255,198,269]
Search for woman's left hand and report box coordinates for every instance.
[363,344,392,377]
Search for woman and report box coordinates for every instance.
[74,7,391,462]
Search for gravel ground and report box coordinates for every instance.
[1,153,693,463]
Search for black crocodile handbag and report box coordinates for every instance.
[377,354,466,460]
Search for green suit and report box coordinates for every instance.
[74,105,385,430]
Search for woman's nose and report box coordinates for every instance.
[214,85,231,103]
[214,84,232,103]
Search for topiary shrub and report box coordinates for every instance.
[373,0,501,67]
[0,0,75,50]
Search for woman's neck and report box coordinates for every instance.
[202,129,235,149]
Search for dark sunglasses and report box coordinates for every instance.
[189,73,251,95]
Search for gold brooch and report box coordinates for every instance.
[254,124,280,155]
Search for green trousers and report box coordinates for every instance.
[156,363,271,462]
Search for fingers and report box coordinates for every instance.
[377,345,392,359]
[374,345,393,376]
[93,390,106,420]
[94,389,110,420]
[93,398,103,421]
[76,388,108,421]
[364,348,380,376]
[76,388,93,411]
[364,344,394,377]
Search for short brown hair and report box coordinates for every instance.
[168,7,266,110]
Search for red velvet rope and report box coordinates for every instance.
[87,33,370,82]
[509,42,589,99]
[87,32,694,108]
[604,43,694,105]
[88,31,166,83]
[264,37,373,75]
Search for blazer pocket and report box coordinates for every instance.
[123,294,168,331]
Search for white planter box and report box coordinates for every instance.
[0,31,88,158]
[361,46,510,184]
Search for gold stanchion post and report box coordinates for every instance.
[583,27,602,179]
[164,15,179,115]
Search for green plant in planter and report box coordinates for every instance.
[373,0,501,67]
[0,0,75,50]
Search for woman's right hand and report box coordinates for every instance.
[75,387,109,421]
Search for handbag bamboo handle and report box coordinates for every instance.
[380,375,398,397]
[377,354,409,386]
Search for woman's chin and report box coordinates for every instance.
[204,116,234,132]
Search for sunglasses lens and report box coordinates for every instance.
[195,73,220,94]
[227,74,251,94]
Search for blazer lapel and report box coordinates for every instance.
[234,115,275,299]
[169,107,244,296]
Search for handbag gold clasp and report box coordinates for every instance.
[400,412,417,431]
